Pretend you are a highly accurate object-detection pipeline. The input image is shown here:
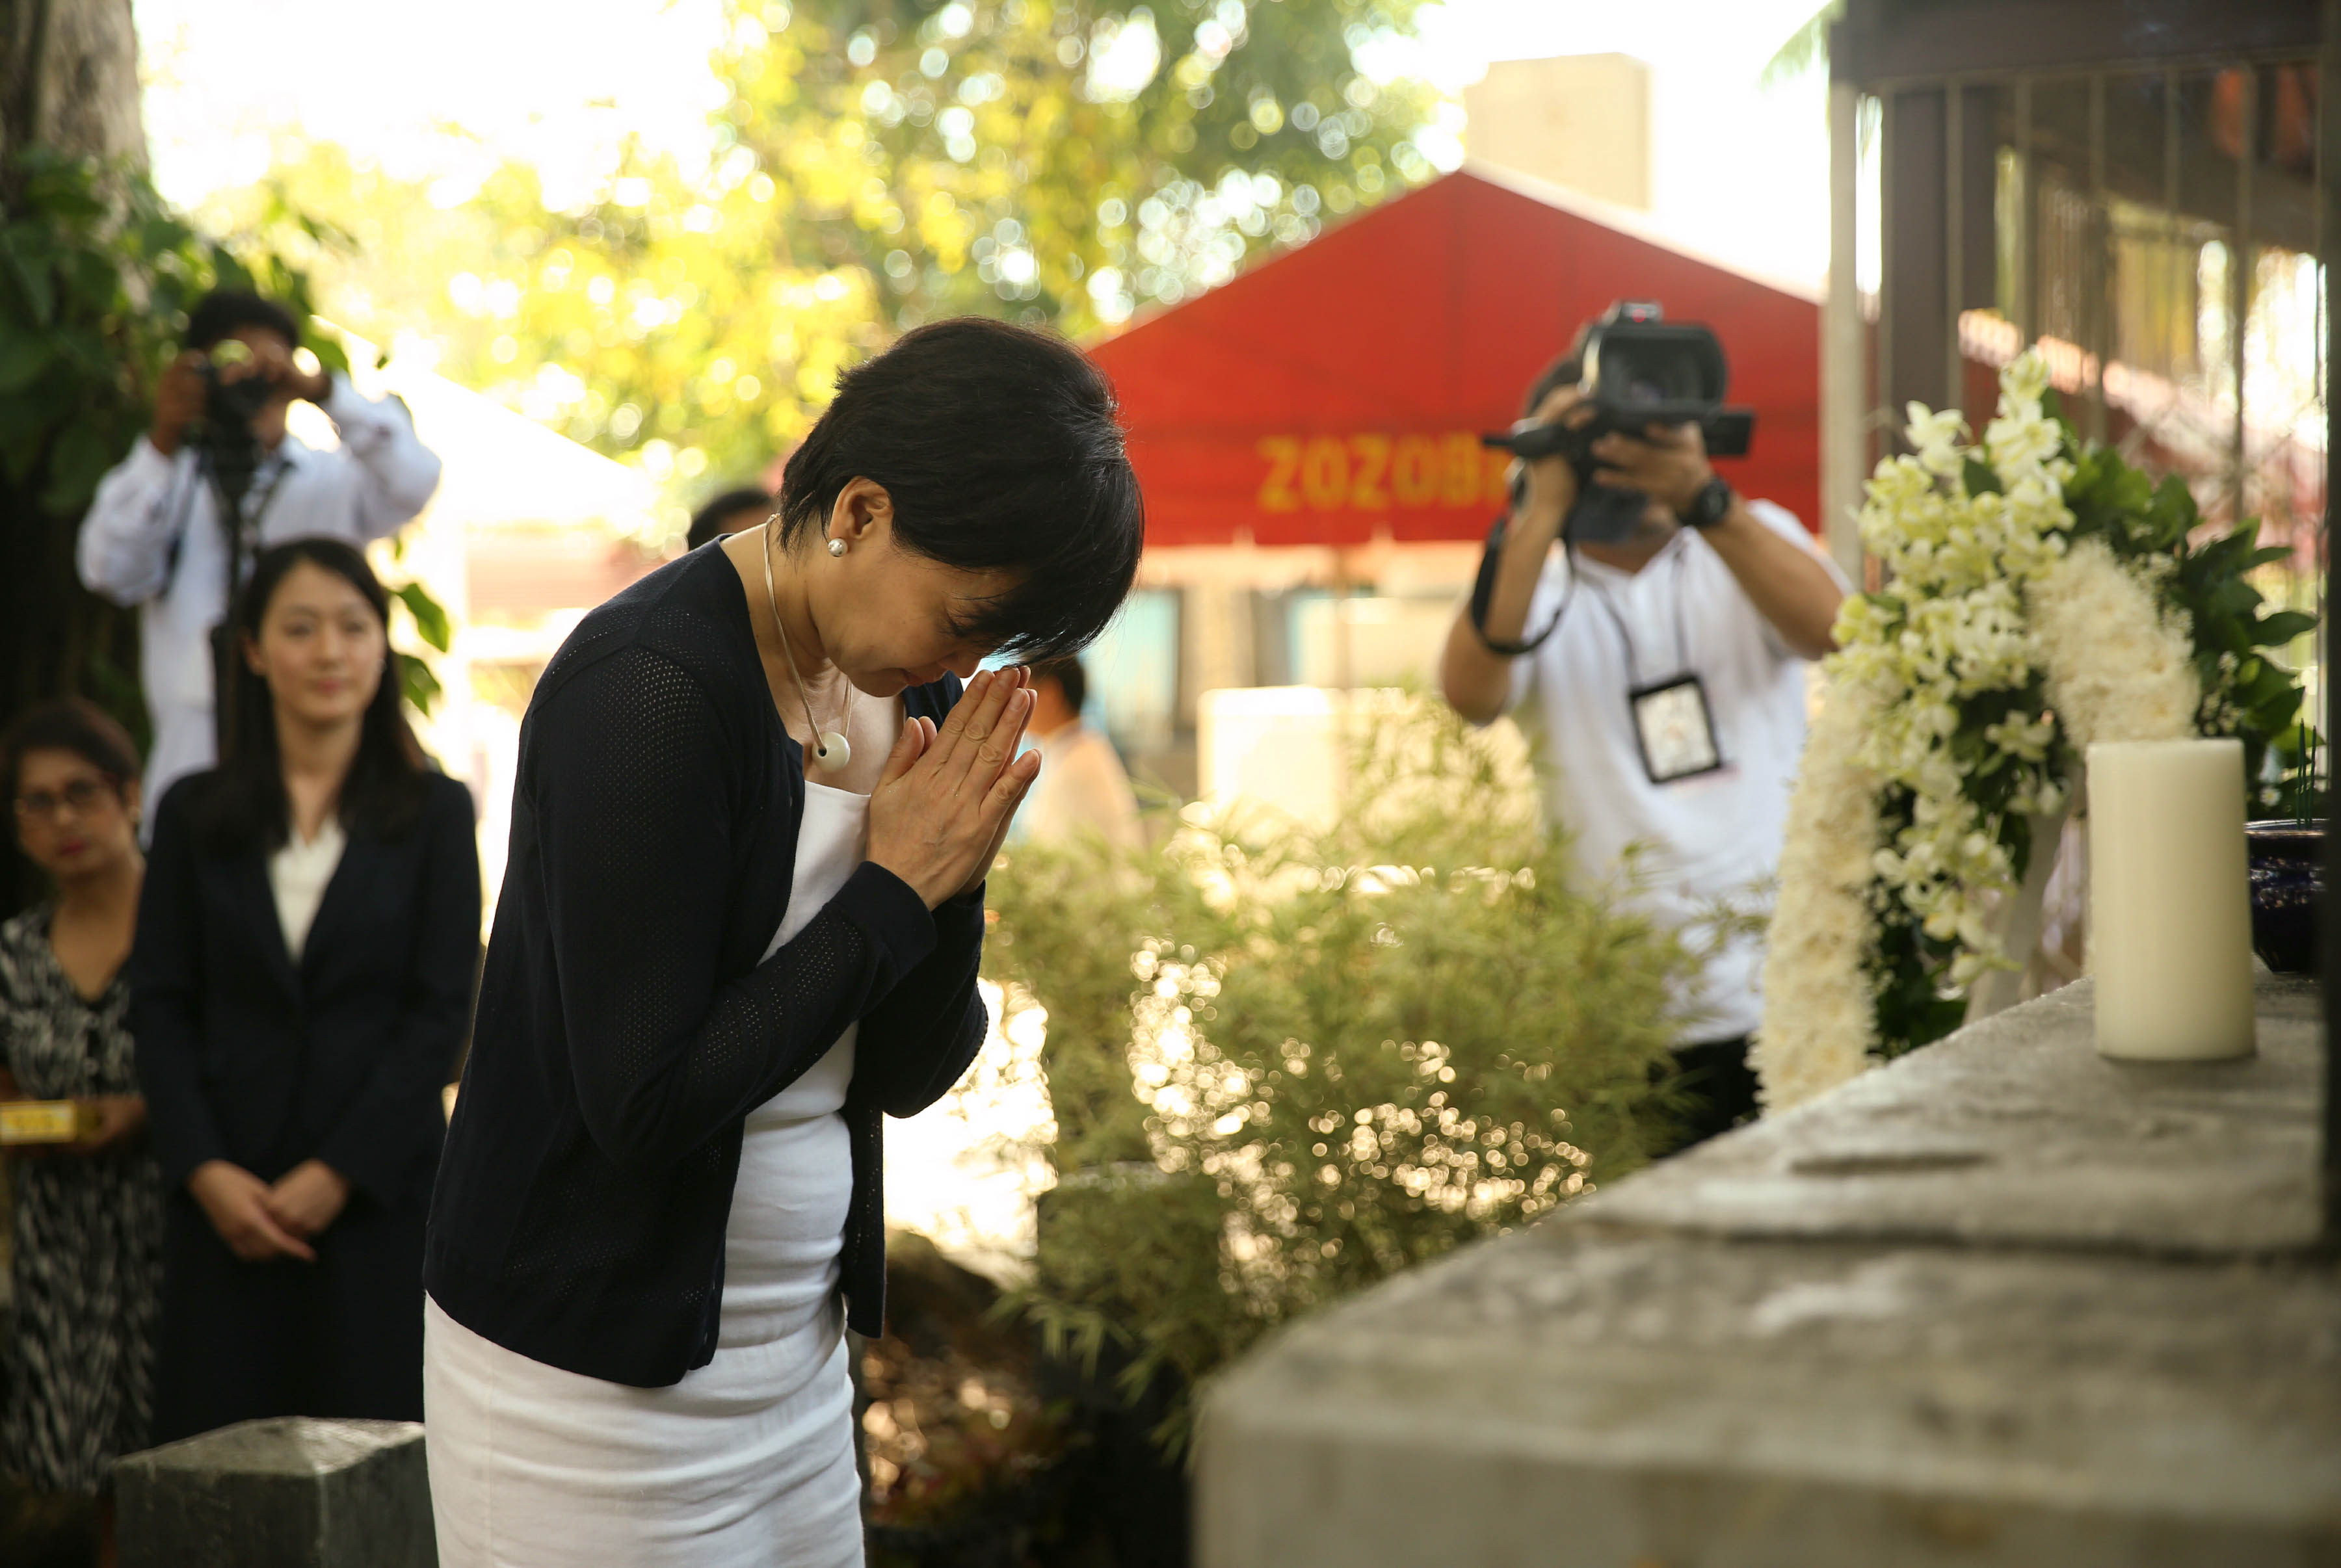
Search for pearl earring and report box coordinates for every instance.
[827,538,847,558]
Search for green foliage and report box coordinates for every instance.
[207,1,1444,532]
[0,150,344,516]
[0,147,443,820]
[2057,443,2316,797]
[1758,1,1841,88]
[984,699,1695,1447]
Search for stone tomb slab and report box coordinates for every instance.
[1581,976,2321,1256]
[115,1416,435,1568]
[1198,1225,2341,1567]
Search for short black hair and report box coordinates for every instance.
[1031,655,1087,716]
[687,486,773,552]
[1,698,140,805]
[186,289,301,354]
[775,317,1143,661]
[198,538,427,851]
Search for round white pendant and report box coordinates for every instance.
[812,731,853,772]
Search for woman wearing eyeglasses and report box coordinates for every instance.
[0,698,163,1522]
[130,537,481,1441]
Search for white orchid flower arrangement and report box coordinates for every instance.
[1755,351,2316,1111]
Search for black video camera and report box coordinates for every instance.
[1483,301,1754,543]
[199,339,276,438]
[193,339,274,511]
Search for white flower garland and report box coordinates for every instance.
[1752,672,1886,1109]
[1756,352,2201,1112]
[2028,537,2199,752]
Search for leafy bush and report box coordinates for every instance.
[983,698,1698,1446]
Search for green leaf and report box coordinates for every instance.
[397,651,442,716]
[0,333,53,393]
[2253,610,2318,647]
[393,581,453,653]
[40,423,118,513]
[1961,456,2002,497]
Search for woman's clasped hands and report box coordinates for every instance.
[187,1156,352,1262]
[867,666,1041,908]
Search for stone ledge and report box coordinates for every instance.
[1582,976,2321,1256]
[1197,976,2340,1567]
[1200,1229,2341,1567]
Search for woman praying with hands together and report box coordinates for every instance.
[421,319,1143,1567]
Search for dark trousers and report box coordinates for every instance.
[152,1188,427,1443]
[1654,1036,1760,1158]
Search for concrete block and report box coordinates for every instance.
[1584,976,2321,1255]
[115,1417,435,1568]
[1200,1231,2341,1567]
[1198,975,2341,1567]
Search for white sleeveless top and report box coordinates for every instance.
[424,781,871,1568]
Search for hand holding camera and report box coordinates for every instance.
[1487,301,1752,545]
[1513,385,1590,530]
[1588,419,1715,519]
[150,337,332,458]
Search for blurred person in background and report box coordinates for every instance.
[1438,352,1847,1150]
[0,701,163,1532]
[130,540,479,1440]
[686,486,774,552]
[77,291,442,830]
[1015,655,1143,852]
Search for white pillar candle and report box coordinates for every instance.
[2087,738,2256,1061]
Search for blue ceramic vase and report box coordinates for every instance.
[2244,820,2323,976]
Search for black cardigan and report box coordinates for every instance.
[131,771,482,1208]
[423,545,989,1387]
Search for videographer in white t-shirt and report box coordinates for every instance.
[1438,349,1848,1150]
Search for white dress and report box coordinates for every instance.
[423,782,873,1567]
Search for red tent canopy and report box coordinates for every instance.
[1089,168,1823,549]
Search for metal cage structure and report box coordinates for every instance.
[1825,0,2340,1237]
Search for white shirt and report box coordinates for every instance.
[268,816,347,962]
[1504,499,1849,1044]
[76,374,442,822]
[1019,722,1143,852]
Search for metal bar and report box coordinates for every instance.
[2234,66,2256,527]
[1879,90,1897,450]
[1947,81,1966,414]
[2165,70,2182,385]
[2015,76,2034,341]
[2318,0,2340,1248]
[1858,44,2320,96]
[1825,79,1867,582]
[2089,73,2109,443]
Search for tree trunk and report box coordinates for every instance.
[0,0,148,921]
[1,0,146,168]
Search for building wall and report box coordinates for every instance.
[1464,55,1652,213]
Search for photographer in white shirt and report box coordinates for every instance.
[1438,353,1847,1149]
[77,291,442,829]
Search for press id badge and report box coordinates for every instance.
[1628,673,1725,784]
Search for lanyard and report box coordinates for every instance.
[191,447,291,601]
[1578,548,1692,688]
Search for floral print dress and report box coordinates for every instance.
[0,904,162,1495]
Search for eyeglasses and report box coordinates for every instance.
[12,777,114,822]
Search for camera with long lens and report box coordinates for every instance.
[1484,300,1755,543]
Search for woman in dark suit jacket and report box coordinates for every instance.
[422,319,1143,1566]
[131,537,479,1440]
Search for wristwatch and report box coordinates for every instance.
[1678,477,1734,530]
